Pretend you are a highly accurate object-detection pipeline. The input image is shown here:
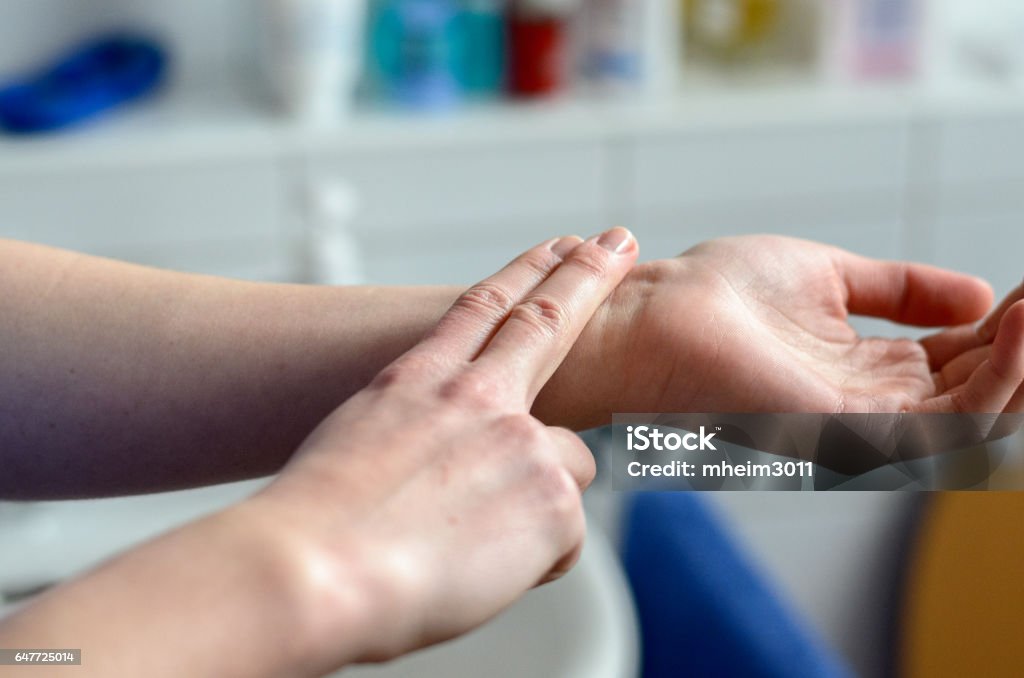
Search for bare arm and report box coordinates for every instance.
[8,233,1020,499]
[0,233,635,677]
[0,503,352,677]
[0,239,461,498]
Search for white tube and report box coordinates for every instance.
[641,0,683,95]
[260,0,367,122]
[579,0,682,97]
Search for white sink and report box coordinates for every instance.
[0,483,638,678]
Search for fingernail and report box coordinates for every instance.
[596,226,634,254]
[550,236,583,258]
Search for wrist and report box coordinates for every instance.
[534,257,703,427]
[219,497,382,674]
[534,260,662,429]
[532,298,614,430]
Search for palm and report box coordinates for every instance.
[625,236,1024,416]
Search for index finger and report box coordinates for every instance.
[410,235,584,365]
[473,227,638,405]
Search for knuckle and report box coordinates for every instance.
[438,371,500,407]
[563,247,609,279]
[516,249,560,280]
[552,428,596,490]
[509,294,570,339]
[370,365,404,390]
[497,413,545,442]
[535,465,581,519]
[453,282,516,321]
[563,428,595,471]
[579,451,597,490]
[370,357,431,390]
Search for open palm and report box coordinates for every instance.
[616,235,1024,417]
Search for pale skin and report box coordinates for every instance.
[0,228,638,677]
[4,235,1024,497]
[591,236,1024,417]
[2,231,1024,676]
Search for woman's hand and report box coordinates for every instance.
[254,228,639,670]
[541,234,1024,425]
[0,229,637,678]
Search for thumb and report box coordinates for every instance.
[834,251,993,327]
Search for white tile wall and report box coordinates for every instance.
[0,157,293,280]
[930,114,1024,185]
[626,120,910,209]
[307,140,610,237]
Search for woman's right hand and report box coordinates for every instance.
[252,227,638,671]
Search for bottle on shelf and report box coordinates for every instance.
[577,0,683,98]
[507,0,581,98]
[683,0,781,64]
[456,0,508,97]
[259,0,368,122]
[368,0,462,111]
[825,0,924,82]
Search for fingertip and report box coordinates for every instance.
[996,299,1024,339]
[978,282,1024,342]
[477,227,639,403]
[595,226,638,256]
[972,275,996,312]
[992,300,1024,375]
[939,271,994,325]
[840,255,992,326]
[564,227,638,282]
[550,235,584,259]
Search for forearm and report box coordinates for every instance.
[0,501,362,678]
[0,239,461,498]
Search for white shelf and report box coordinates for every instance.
[2,75,1024,175]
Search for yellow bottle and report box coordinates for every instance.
[684,0,780,60]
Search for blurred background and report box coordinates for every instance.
[2,1,1024,677]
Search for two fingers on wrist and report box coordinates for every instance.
[418,226,639,407]
[436,228,634,586]
[408,229,635,586]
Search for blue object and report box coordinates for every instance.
[0,34,166,135]
[622,493,854,678]
[369,0,460,110]
[455,0,506,96]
